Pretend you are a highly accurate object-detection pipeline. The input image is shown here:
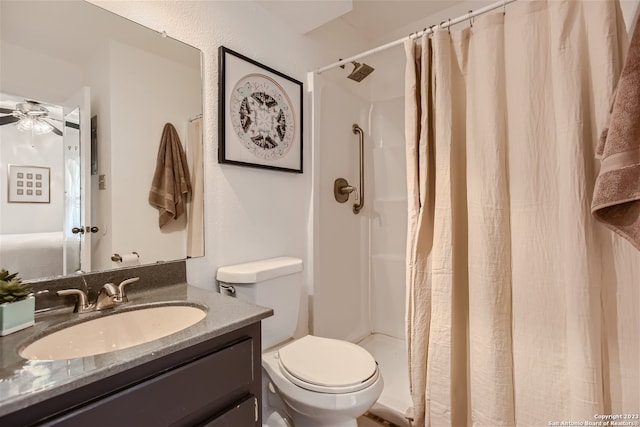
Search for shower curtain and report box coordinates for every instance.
[404,1,639,426]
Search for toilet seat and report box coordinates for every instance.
[277,335,379,394]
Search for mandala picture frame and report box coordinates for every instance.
[218,46,303,173]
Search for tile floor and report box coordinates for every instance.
[358,412,403,427]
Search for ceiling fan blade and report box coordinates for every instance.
[0,107,15,114]
[0,116,19,125]
[47,120,63,136]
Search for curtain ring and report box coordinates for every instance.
[448,18,452,33]
[468,10,474,27]
[503,0,506,15]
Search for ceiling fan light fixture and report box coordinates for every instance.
[11,105,54,135]
[33,119,53,135]
[15,115,35,132]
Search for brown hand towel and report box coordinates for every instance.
[592,23,640,250]
[149,123,192,228]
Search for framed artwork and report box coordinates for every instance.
[7,165,50,203]
[218,46,303,173]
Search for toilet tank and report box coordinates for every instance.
[216,257,303,350]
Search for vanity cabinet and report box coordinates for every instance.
[2,322,262,427]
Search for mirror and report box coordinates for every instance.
[0,0,204,281]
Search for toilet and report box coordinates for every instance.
[216,257,383,427]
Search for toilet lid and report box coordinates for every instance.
[278,335,378,392]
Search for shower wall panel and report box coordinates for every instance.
[369,96,406,340]
[314,81,371,343]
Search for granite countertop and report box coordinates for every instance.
[0,282,273,417]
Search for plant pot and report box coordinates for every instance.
[0,295,35,336]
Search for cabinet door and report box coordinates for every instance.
[202,396,257,427]
[44,338,254,426]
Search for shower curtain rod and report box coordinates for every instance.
[316,0,519,74]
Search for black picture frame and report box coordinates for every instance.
[218,46,303,173]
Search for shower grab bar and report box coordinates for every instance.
[352,124,364,214]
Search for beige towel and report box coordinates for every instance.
[149,123,192,228]
[592,23,640,250]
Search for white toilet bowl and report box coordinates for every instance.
[262,335,384,427]
[216,258,383,426]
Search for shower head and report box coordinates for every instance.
[346,61,375,82]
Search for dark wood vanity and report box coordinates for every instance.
[2,322,262,427]
[0,322,262,427]
[0,263,272,427]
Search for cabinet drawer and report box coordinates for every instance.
[46,338,254,426]
[202,396,257,427]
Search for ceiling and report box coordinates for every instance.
[257,0,464,38]
[341,0,464,38]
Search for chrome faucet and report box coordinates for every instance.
[57,277,140,313]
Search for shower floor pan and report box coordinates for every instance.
[359,333,412,427]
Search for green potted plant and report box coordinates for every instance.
[0,269,34,336]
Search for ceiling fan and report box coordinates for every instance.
[0,100,63,136]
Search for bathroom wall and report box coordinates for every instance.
[89,0,369,338]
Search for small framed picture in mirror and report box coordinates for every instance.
[7,165,50,203]
[218,46,303,173]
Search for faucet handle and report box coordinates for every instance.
[117,277,140,302]
[57,289,93,313]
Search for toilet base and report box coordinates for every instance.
[262,363,362,427]
[263,369,294,427]
[289,412,358,427]
[263,411,293,427]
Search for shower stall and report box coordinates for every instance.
[311,46,411,426]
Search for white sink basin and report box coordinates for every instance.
[20,304,207,360]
